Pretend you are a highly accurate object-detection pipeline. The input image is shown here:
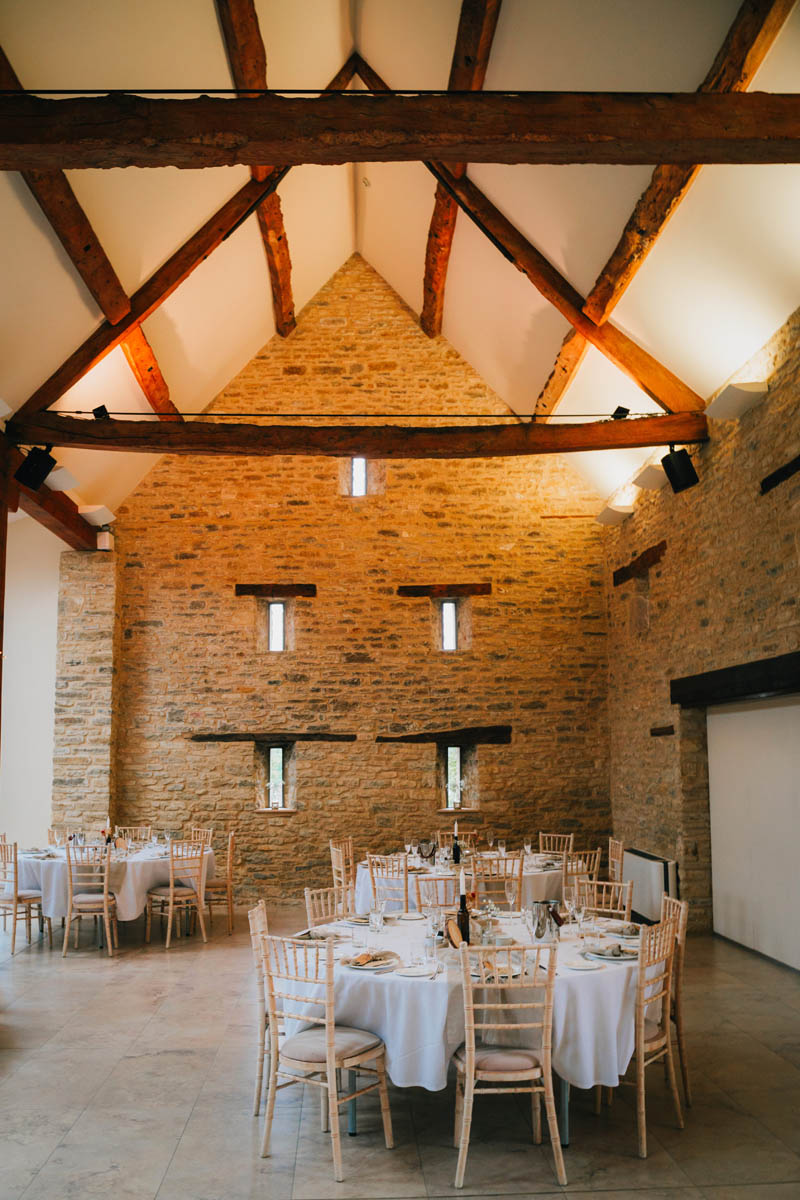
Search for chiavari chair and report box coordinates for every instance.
[248,900,271,1116]
[63,843,116,957]
[145,840,208,948]
[206,830,235,935]
[472,852,524,911]
[115,825,152,843]
[0,842,51,954]
[329,837,355,888]
[259,934,393,1181]
[436,830,478,853]
[415,873,460,910]
[304,883,355,928]
[562,846,601,893]
[576,878,633,921]
[454,942,566,1188]
[189,826,214,847]
[661,893,691,1106]
[539,832,574,855]
[367,853,409,913]
[609,836,624,882]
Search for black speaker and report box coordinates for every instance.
[13,445,56,491]
[661,447,699,494]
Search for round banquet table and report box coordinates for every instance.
[286,917,638,1093]
[354,855,563,915]
[16,846,216,922]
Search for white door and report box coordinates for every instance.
[707,695,800,969]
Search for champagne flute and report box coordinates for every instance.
[504,878,517,913]
[563,885,576,926]
[497,839,506,858]
[486,830,495,850]
[523,838,532,857]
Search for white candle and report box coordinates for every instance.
[459,868,466,896]
[454,819,458,835]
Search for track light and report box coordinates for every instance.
[611,406,630,420]
[661,445,699,494]
[13,445,56,491]
[92,405,110,420]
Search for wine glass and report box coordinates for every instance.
[504,878,517,912]
[486,830,495,850]
[574,898,586,943]
[497,839,506,858]
[523,838,532,857]
[563,885,576,926]
[404,841,412,856]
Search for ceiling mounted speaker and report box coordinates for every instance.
[661,447,699,494]
[14,445,56,491]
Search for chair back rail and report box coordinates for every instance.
[189,826,214,847]
[539,832,574,855]
[329,837,355,889]
[576,878,633,920]
[414,873,460,909]
[471,852,524,909]
[609,836,624,882]
[305,883,355,927]
[367,852,409,912]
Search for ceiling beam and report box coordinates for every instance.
[3,437,97,550]
[120,327,182,419]
[216,0,295,336]
[426,163,703,413]
[536,0,796,415]
[420,0,502,337]
[6,90,800,168]
[6,412,709,459]
[15,168,288,420]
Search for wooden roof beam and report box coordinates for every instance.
[3,437,97,550]
[421,0,502,337]
[536,0,796,414]
[7,90,800,168]
[6,411,709,459]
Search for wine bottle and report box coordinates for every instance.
[452,834,461,864]
[457,891,470,944]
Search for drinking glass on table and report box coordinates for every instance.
[523,838,532,857]
[563,886,576,926]
[504,878,518,912]
[486,830,494,850]
[369,906,384,934]
[497,840,506,857]
[404,841,412,855]
[574,898,586,943]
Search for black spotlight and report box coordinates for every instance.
[13,445,56,491]
[92,404,110,420]
[611,405,630,420]
[661,445,699,494]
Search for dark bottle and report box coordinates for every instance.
[457,891,470,944]
[452,834,461,864]
[549,904,564,927]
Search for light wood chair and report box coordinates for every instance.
[367,853,409,912]
[304,884,356,928]
[206,830,235,935]
[329,837,355,888]
[454,942,566,1188]
[661,893,691,1107]
[249,900,271,1116]
[0,842,52,953]
[115,825,152,842]
[414,873,460,910]
[562,847,601,892]
[145,840,208,949]
[63,843,117,958]
[539,832,574,855]
[609,836,624,882]
[621,915,684,1157]
[260,934,394,1182]
[576,878,633,921]
[189,826,214,847]
[436,830,478,853]
[472,852,524,910]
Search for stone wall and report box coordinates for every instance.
[49,255,611,902]
[603,307,800,930]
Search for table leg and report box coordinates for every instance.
[347,1069,357,1135]
[557,1075,569,1146]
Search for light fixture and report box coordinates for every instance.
[92,405,110,420]
[13,445,56,490]
[79,504,116,526]
[44,464,80,492]
[633,462,668,490]
[611,406,630,420]
[96,528,115,552]
[706,381,766,420]
[661,445,699,494]
[595,503,634,526]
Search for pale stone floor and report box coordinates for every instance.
[1,904,800,1200]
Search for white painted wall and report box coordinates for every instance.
[707,696,800,970]
[0,516,63,848]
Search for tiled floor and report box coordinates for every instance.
[1,906,799,1200]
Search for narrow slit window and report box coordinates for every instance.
[446,745,462,809]
[268,602,285,652]
[268,746,284,809]
[351,456,368,497]
[441,599,458,652]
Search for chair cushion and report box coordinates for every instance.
[643,1019,666,1046]
[455,1043,542,1075]
[281,1025,382,1064]
[148,886,197,899]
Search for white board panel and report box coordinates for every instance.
[707,696,800,970]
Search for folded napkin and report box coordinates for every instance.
[605,921,639,937]
[586,941,636,959]
[341,950,398,968]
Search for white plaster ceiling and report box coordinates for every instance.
[1,0,800,522]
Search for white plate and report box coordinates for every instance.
[395,965,436,977]
[584,949,637,963]
[345,957,398,972]
[398,912,424,921]
[563,958,603,971]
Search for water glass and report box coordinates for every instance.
[352,927,366,951]
[523,839,532,857]
[497,840,506,857]
[486,830,494,849]
[369,906,384,934]
[504,878,517,911]
[404,842,412,855]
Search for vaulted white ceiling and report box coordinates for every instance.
[2,0,800,521]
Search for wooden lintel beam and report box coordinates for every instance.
[376,724,511,745]
[234,583,317,597]
[8,90,800,169]
[426,163,703,413]
[190,731,356,743]
[3,437,97,550]
[420,0,502,337]
[120,327,183,421]
[16,169,288,419]
[612,540,667,587]
[6,412,708,460]
[396,583,491,597]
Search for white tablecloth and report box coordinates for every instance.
[17,847,216,921]
[287,919,637,1092]
[355,858,563,915]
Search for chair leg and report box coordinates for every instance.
[376,1054,394,1149]
[593,1084,602,1115]
[636,1050,647,1159]
[532,1088,542,1144]
[103,911,113,958]
[328,1065,344,1182]
[665,1043,685,1131]
[62,914,70,957]
[675,1009,692,1107]
[320,1083,329,1132]
[227,885,234,936]
[260,1054,279,1157]
[165,900,174,949]
[253,1010,266,1117]
[544,1079,568,1187]
[207,898,213,927]
[454,1080,474,1189]
[145,898,152,943]
[112,916,119,949]
[194,896,209,944]
[45,916,52,949]
[74,914,80,949]
[453,1071,464,1148]
[11,906,17,955]
[25,904,32,943]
